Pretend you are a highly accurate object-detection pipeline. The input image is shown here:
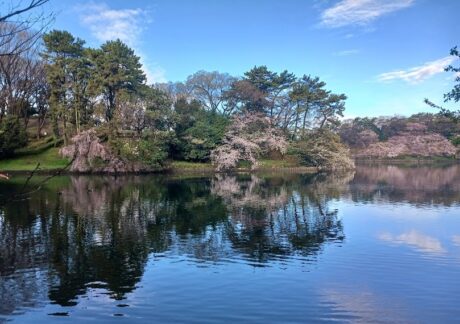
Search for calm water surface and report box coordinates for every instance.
[1,165,460,323]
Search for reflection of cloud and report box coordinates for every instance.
[321,288,406,323]
[452,235,460,247]
[378,230,445,254]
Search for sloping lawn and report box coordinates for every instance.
[0,147,69,171]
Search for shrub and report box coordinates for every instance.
[289,129,355,170]
[179,112,228,162]
[138,131,170,167]
[0,116,28,158]
[451,135,460,147]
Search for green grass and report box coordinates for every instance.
[258,158,301,168]
[0,151,311,174]
[0,147,69,172]
[170,161,213,170]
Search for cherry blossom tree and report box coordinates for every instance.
[211,112,288,171]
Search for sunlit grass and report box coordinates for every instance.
[0,147,69,171]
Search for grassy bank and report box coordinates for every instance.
[0,147,69,172]
[169,159,317,173]
[0,147,318,174]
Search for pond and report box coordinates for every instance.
[1,164,460,323]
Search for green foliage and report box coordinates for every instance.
[424,46,460,122]
[138,137,169,168]
[0,116,28,158]
[444,46,460,103]
[289,130,354,170]
[42,30,91,139]
[451,135,460,147]
[89,39,146,121]
[181,112,228,161]
[173,99,229,162]
[113,131,172,168]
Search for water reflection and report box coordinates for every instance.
[0,172,347,314]
[351,164,460,206]
[378,230,446,255]
[1,164,460,321]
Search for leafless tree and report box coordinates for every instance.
[0,0,52,56]
[185,70,236,113]
[0,25,45,124]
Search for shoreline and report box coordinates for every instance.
[0,165,320,176]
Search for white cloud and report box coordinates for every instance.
[79,3,148,44]
[376,56,456,84]
[320,0,415,28]
[78,2,165,84]
[334,49,359,56]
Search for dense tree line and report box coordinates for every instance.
[339,113,460,149]
[0,24,354,170]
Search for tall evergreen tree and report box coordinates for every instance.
[89,40,146,122]
[42,30,88,142]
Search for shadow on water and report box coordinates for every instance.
[1,163,460,319]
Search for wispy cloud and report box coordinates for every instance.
[320,0,415,28]
[334,49,359,56]
[77,2,164,84]
[376,56,456,84]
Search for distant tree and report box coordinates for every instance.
[185,70,236,113]
[289,75,328,135]
[243,66,296,119]
[116,85,173,133]
[29,61,49,138]
[316,93,347,129]
[222,80,268,114]
[89,39,146,122]
[154,81,193,103]
[0,0,52,57]
[0,24,47,133]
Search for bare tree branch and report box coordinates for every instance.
[0,0,50,22]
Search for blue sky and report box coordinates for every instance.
[40,0,460,117]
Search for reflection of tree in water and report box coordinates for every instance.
[0,172,349,315]
[211,173,347,263]
[351,165,460,206]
